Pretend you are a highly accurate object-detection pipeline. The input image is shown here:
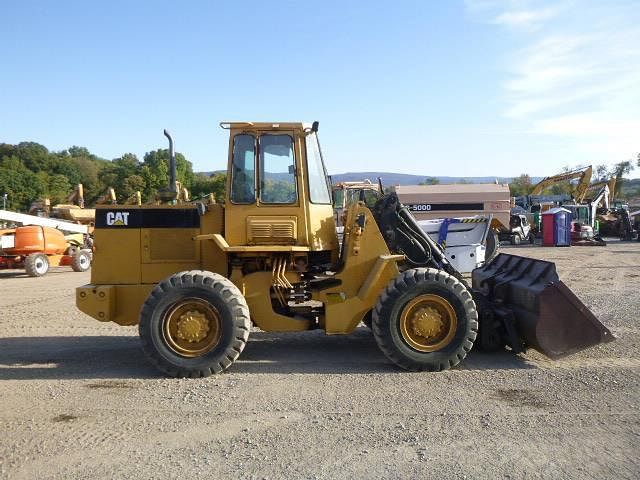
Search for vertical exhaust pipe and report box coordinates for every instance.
[164,129,178,196]
[157,129,178,202]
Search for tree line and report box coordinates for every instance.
[2,140,638,212]
[0,142,227,211]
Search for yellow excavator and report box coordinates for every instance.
[530,166,593,203]
[75,123,613,377]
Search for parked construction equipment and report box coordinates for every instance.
[515,166,593,237]
[0,210,88,235]
[76,123,613,378]
[563,185,610,244]
[0,210,91,276]
[332,181,492,273]
[585,178,617,204]
[28,184,96,225]
[530,166,593,203]
[393,183,511,261]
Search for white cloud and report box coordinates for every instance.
[534,113,640,157]
[493,6,561,30]
[467,0,640,165]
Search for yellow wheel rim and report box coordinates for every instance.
[399,294,457,352]
[162,298,222,357]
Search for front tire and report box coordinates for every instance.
[25,253,49,277]
[372,268,478,371]
[139,270,250,378]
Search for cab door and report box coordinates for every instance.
[224,130,305,247]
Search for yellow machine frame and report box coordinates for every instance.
[77,123,401,334]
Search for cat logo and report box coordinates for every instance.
[106,211,130,226]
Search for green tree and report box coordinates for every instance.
[509,174,534,196]
[142,149,194,200]
[419,177,440,185]
[140,162,168,201]
[70,156,108,204]
[14,142,50,172]
[47,174,73,204]
[191,173,227,202]
[48,154,83,187]
[0,143,16,160]
[122,175,146,200]
[0,155,46,211]
[611,160,634,198]
[68,146,92,158]
[98,153,141,200]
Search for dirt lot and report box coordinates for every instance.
[1,241,639,479]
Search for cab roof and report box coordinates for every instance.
[219,121,313,131]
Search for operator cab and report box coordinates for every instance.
[221,122,338,257]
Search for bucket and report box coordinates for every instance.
[472,253,614,358]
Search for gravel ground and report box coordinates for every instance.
[1,241,639,479]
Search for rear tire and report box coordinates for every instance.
[372,268,478,371]
[71,250,91,272]
[139,270,251,378]
[25,253,49,277]
[511,233,521,245]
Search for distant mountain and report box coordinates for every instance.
[323,172,546,185]
[199,170,542,185]
[329,172,519,185]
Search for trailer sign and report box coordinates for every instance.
[407,203,484,212]
[409,204,432,211]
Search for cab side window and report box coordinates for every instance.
[231,134,256,204]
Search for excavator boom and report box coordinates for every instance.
[531,166,593,202]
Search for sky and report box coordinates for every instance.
[1,0,638,177]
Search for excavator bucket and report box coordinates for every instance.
[472,253,614,358]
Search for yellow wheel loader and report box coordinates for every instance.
[76,122,613,377]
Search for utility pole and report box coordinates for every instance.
[2,193,7,210]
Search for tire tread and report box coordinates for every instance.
[139,270,250,378]
[372,268,478,372]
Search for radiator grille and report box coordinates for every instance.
[247,217,297,244]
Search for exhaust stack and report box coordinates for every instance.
[158,129,178,202]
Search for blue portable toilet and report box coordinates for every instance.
[542,207,572,246]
